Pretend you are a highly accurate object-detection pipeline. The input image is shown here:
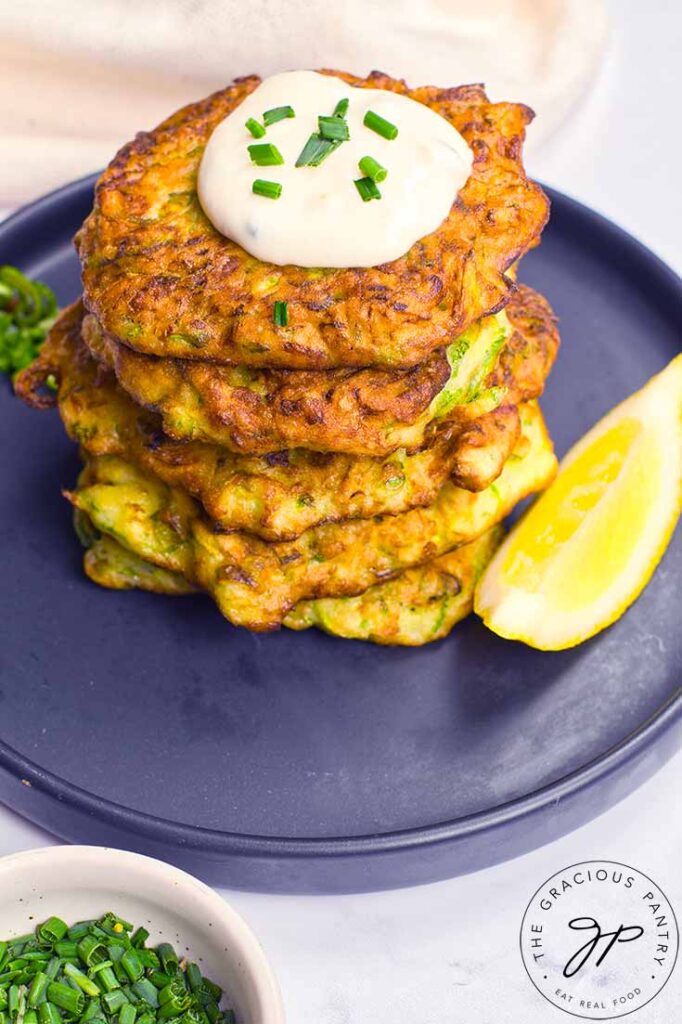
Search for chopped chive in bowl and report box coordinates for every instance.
[0,914,236,1024]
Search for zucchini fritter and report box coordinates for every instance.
[285,528,503,645]
[68,402,556,631]
[78,285,558,455]
[18,303,538,540]
[82,524,502,646]
[81,524,196,596]
[76,73,548,370]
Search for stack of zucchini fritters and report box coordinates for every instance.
[16,72,559,645]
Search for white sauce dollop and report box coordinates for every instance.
[198,70,473,268]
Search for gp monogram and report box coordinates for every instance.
[519,861,678,1019]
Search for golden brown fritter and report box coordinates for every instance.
[77,285,558,455]
[17,303,528,540]
[285,527,503,645]
[81,523,502,646]
[19,286,556,523]
[76,72,549,370]
[69,402,556,630]
[81,525,197,596]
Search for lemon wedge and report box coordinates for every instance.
[475,355,682,650]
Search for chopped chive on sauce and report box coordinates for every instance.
[295,134,339,167]
[317,116,349,142]
[244,117,265,139]
[247,142,284,166]
[273,301,288,327]
[252,179,282,200]
[295,98,351,167]
[358,156,387,183]
[262,105,295,126]
[363,110,399,140]
[0,265,58,382]
[354,177,382,202]
[0,914,236,1024]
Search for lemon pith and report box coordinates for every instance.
[474,354,682,650]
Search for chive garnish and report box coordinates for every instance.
[318,116,349,142]
[295,97,351,167]
[244,118,265,139]
[273,301,288,327]
[295,134,339,167]
[252,179,282,200]
[0,915,236,1024]
[247,143,284,166]
[263,105,295,126]
[363,110,398,140]
[354,177,382,202]
[358,156,387,183]
[0,266,58,382]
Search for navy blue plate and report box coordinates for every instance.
[0,176,680,893]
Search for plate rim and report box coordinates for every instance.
[1,174,681,862]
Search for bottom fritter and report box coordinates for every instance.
[67,402,556,632]
[80,525,503,646]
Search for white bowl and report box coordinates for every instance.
[0,846,285,1024]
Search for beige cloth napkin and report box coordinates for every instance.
[0,0,607,205]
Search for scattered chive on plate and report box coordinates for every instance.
[0,913,236,1024]
[0,266,58,381]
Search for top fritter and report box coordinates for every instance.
[76,70,549,370]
